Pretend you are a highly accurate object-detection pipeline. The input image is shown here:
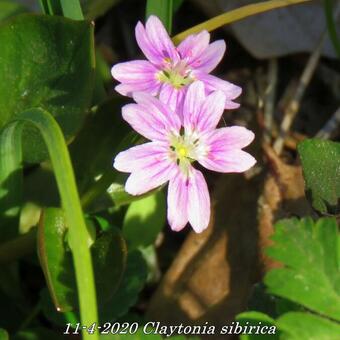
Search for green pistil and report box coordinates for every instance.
[158,69,193,89]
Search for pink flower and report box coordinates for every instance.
[113,82,255,233]
[111,15,242,111]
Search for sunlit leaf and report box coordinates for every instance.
[237,311,278,339]
[0,14,95,162]
[298,139,340,214]
[276,312,340,340]
[265,217,340,321]
[123,191,166,251]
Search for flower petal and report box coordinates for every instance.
[187,168,210,233]
[159,83,185,114]
[195,89,226,133]
[191,40,226,73]
[167,170,189,231]
[114,142,169,173]
[111,60,160,96]
[199,127,256,173]
[177,30,210,63]
[135,21,164,65]
[193,71,242,108]
[122,92,180,141]
[145,15,178,62]
[125,157,176,196]
[182,81,206,132]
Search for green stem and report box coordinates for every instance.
[1,109,98,340]
[324,0,340,58]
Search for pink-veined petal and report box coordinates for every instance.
[125,157,176,196]
[145,16,179,62]
[111,60,160,96]
[191,40,226,73]
[177,30,210,63]
[193,71,242,108]
[187,168,210,233]
[195,90,226,133]
[182,81,206,132]
[199,127,256,173]
[114,142,169,173]
[159,83,185,114]
[122,92,180,141]
[115,82,161,97]
[167,170,189,231]
[135,21,164,65]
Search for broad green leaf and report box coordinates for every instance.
[236,312,278,339]
[265,217,340,321]
[0,329,8,340]
[100,250,147,321]
[0,1,28,23]
[146,0,173,33]
[92,227,127,304]
[40,288,79,327]
[276,312,340,340]
[37,208,78,312]
[60,0,84,20]
[0,14,95,162]
[123,191,166,250]
[172,0,312,44]
[298,139,340,214]
[38,208,127,311]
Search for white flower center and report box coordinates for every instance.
[169,130,207,175]
[157,58,195,89]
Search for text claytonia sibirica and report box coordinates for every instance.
[111,15,242,111]
[113,82,256,232]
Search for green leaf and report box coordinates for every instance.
[236,311,278,340]
[38,208,127,311]
[265,217,340,322]
[0,329,8,340]
[146,0,173,33]
[0,14,95,162]
[0,1,28,23]
[276,312,340,340]
[100,250,147,321]
[37,208,78,312]
[123,191,166,251]
[92,227,127,304]
[298,139,340,214]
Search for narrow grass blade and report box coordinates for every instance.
[146,0,173,33]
